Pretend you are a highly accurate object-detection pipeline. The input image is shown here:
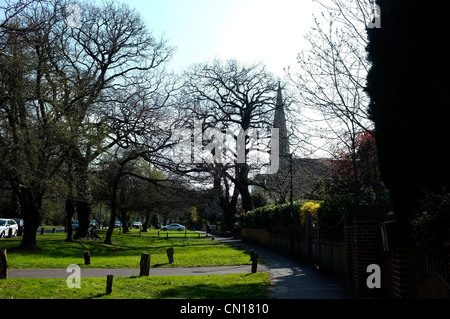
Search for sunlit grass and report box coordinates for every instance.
[0,273,270,299]
[0,229,253,269]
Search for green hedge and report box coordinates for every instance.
[240,199,321,234]
[240,195,387,241]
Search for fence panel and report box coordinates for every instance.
[408,245,450,298]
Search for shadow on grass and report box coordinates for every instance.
[158,281,269,299]
[88,293,108,299]
[151,263,171,268]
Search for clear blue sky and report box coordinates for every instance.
[121,0,319,77]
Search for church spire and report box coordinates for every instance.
[273,81,289,158]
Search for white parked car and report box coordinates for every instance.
[0,218,18,238]
[161,223,185,231]
[132,221,142,229]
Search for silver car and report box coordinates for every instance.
[161,223,185,231]
[0,218,19,238]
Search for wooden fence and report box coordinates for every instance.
[241,227,347,280]
[408,245,450,298]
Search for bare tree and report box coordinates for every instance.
[178,59,280,229]
[286,0,379,195]
[0,0,175,247]
[0,0,75,248]
[59,0,175,240]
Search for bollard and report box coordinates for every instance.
[40,227,45,235]
[83,251,91,265]
[166,247,174,264]
[251,252,258,273]
[139,253,151,276]
[52,228,56,234]
[0,249,7,279]
[106,275,114,295]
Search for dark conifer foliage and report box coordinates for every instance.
[366,0,450,221]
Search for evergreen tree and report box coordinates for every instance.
[366,0,450,225]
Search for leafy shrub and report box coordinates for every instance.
[240,199,322,233]
[316,196,363,240]
[410,189,450,246]
[299,201,321,227]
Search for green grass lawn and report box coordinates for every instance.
[0,273,271,299]
[0,229,255,269]
[0,229,270,299]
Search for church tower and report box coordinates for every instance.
[272,82,290,172]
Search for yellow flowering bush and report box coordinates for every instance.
[299,201,321,226]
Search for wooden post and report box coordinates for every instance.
[251,252,258,273]
[0,249,7,279]
[139,253,151,276]
[40,227,45,235]
[198,233,200,239]
[106,275,114,295]
[52,228,56,234]
[166,247,174,263]
[83,251,91,265]
[249,249,255,261]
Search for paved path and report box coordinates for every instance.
[8,234,357,299]
[213,236,357,299]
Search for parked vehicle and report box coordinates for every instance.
[0,218,18,238]
[114,221,122,228]
[72,220,79,229]
[161,223,185,231]
[13,218,24,236]
[132,221,142,229]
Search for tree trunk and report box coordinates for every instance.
[237,181,253,213]
[118,209,129,234]
[222,205,237,232]
[104,173,120,245]
[142,213,150,232]
[74,200,93,239]
[234,163,254,213]
[17,187,42,250]
[65,198,75,242]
